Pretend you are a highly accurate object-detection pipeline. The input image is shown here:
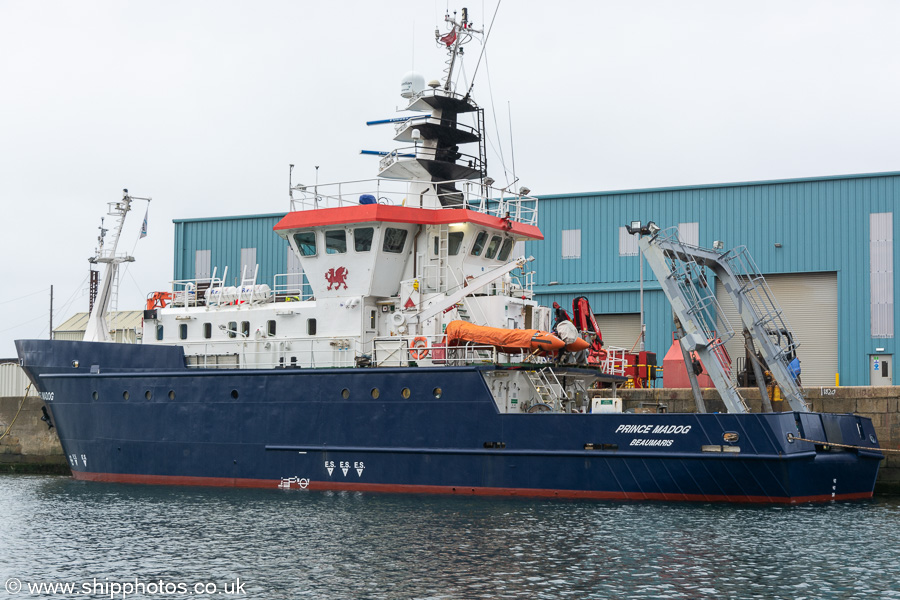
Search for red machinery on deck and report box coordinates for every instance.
[556,296,656,387]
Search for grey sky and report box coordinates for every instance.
[1,0,898,356]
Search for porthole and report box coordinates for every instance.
[71,360,79,368]
[123,391,130,400]
[401,387,411,399]
[341,388,350,399]
[433,387,443,399]
[92,391,98,400]
[168,390,176,400]
[145,391,152,400]
[371,388,380,399]
[231,390,239,399]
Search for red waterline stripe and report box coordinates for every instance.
[70,471,873,504]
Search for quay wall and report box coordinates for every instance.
[0,396,68,473]
[617,386,900,495]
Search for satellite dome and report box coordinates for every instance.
[400,71,425,99]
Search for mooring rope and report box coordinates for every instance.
[787,434,900,453]
[0,382,33,442]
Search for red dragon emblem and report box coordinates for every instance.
[325,266,349,290]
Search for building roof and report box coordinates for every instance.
[537,170,900,200]
[54,310,144,333]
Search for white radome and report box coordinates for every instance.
[400,71,425,98]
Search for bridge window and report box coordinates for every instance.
[484,235,502,259]
[470,231,488,256]
[325,230,347,254]
[448,232,464,255]
[354,227,374,252]
[383,228,408,253]
[294,231,317,256]
[498,238,514,261]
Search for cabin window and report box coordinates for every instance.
[497,238,514,261]
[203,322,212,339]
[267,320,276,336]
[241,321,250,338]
[294,231,317,256]
[307,318,317,336]
[370,310,376,330]
[433,235,439,256]
[156,324,164,341]
[470,231,488,256]
[383,228,408,253]
[179,324,188,340]
[227,321,237,339]
[325,229,347,254]
[354,227,374,252]
[448,232,464,255]
[484,235,502,259]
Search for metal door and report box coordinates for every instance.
[870,355,892,386]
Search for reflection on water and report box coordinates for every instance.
[1,476,899,599]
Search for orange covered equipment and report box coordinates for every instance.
[445,320,565,354]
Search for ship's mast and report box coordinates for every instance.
[83,189,149,342]
[437,7,480,92]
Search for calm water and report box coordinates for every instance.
[2,476,899,600]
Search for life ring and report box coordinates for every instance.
[410,336,429,360]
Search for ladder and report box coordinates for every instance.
[525,367,567,411]
[422,225,449,293]
[639,228,808,413]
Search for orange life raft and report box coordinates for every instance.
[445,320,567,354]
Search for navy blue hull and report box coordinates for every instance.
[17,339,883,502]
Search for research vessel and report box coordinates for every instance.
[17,9,882,502]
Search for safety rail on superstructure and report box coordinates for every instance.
[169,268,313,309]
[288,178,538,227]
[638,226,809,413]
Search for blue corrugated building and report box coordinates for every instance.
[172,171,899,386]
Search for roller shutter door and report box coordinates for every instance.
[716,272,837,387]
[594,313,642,352]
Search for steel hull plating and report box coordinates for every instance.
[17,340,883,503]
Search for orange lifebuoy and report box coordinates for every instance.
[410,336,429,360]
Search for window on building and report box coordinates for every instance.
[325,230,347,254]
[678,222,700,246]
[383,228,408,253]
[618,226,638,257]
[294,232,317,256]
[562,229,581,259]
[470,231,488,256]
[195,249,211,280]
[871,212,894,338]
[448,232,464,255]
[240,248,257,279]
[354,227,374,252]
[485,235,502,259]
